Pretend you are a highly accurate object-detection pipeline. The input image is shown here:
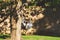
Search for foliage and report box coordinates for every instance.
[0,0,60,40]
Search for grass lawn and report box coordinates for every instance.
[22,35,60,40]
[0,38,3,40]
[0,35,60,40]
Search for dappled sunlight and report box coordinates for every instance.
[0,0,60,40]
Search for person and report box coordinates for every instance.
[21,18,26,29]
[26,22,33,29]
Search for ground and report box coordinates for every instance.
[0,35,60,40]
[22,35,60,40]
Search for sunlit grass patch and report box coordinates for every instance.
[22,35,60,40]
[0,35,60,40]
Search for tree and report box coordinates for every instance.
[0,0,60,40]
[0,0,22,40]
[10,0,22,40]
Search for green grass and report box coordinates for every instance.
[0,38,3,40]
[22,35,60,40]
[0,35,60,40]
[0,34,10,40]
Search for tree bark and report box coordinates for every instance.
[16,14,22,40]
[16,0,22,40]
[11,17,16,40]
[10,0,22,40]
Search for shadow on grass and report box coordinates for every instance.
[35,32,60,37]
[0,34,10,39]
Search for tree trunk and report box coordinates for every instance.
[10,0,22,40]
[16,0,22,40]
[11,17,16,40]
[16,14,22,40]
